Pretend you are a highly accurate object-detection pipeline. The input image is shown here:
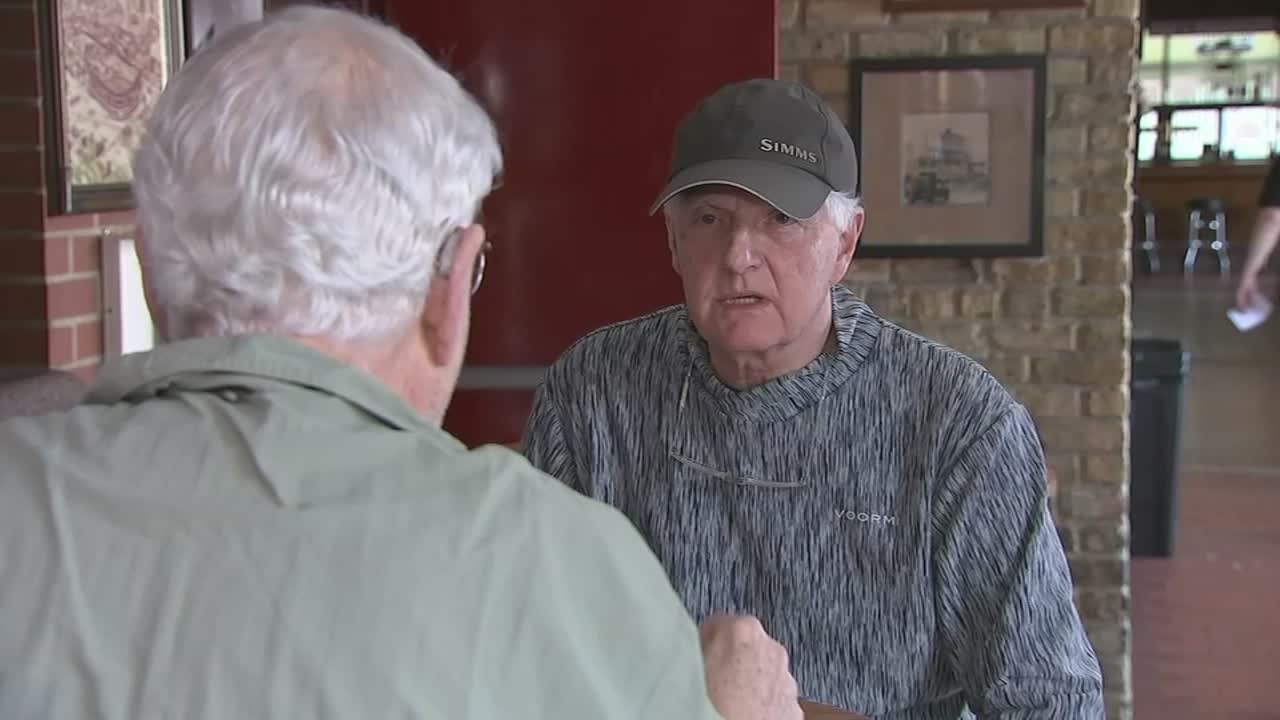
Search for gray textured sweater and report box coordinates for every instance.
[521,285,1104,719]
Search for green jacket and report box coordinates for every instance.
[0,335,721,719]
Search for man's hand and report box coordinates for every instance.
[1236,268,1263,311]
[1237,207,1280,310]
[699,614,803,720]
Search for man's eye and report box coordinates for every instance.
[697,213,718,225]
[773,211,796,225]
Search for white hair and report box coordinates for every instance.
[822,191,862,234]
[662,189,862,233]
[132,5,502,342]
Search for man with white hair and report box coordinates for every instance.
[522,79,1106,718]
[0,8,803,719]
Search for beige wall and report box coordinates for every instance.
[782,1,1136,717]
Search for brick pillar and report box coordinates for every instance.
[0,0,108,378]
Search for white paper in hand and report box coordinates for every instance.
[1227,294,1272,332]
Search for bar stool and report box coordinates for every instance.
[1134,196,1159,273]
[1182,197,1229,275]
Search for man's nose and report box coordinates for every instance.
[723,227,761,273]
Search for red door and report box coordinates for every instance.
[382,1,777,446]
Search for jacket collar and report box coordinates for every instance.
[86,334,443,438]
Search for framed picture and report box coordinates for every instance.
[883,0,1085,10]
[100,229,157,358]
[849,54,1047,258]
[184,0,389,59]
[38,0,185,214]
[185,0,265,58]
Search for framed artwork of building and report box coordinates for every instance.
[848,54,1048,258]
[883,0,1085,10]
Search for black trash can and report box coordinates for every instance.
[1129,338,1191,557]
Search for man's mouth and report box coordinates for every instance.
[721,294,765,305]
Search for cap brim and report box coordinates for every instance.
[648,158,831,219]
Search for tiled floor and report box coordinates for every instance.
[1130,272,1280,719]
[1130,469,1280,719]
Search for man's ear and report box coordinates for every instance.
[419,224,485,369]
[664,209,681,276]
[830,209,864,284]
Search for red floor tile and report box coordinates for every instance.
[1131,470,1280,719]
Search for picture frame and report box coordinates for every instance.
[183,1,387,69]
[883,0,1085,11]
[38,0,186,214]
[185,0,277,58]
[100,229,157,358]
[848,54,1047,258]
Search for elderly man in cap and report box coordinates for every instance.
[0,9,805,719]
[522,79,1105,718]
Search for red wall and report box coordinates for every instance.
[9,0,778,424]
[385,1,778,445]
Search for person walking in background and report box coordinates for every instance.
[1235,155,1280,310]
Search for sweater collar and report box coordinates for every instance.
[680,284,882,422]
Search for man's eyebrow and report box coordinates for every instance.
[685,193,740,212]
[689,199,729,212]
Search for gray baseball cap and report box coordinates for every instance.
[649,78,858,220]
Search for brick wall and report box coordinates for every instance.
[782,1,1136,717]
[0,0,115,379]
